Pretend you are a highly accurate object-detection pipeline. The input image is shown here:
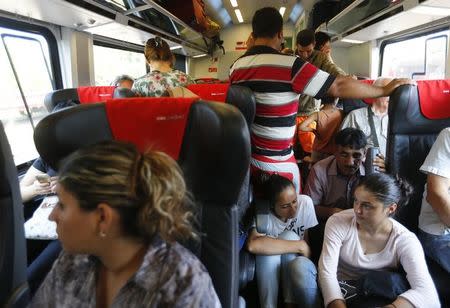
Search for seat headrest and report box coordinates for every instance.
[389,84,450,135]
[105,98,196,159]
[225,85,256,129]
[77,86,116,103]
[417,79,450,120]
[187,83,230,102]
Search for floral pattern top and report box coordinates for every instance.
[30,237,221,308]
[132,70,195,97]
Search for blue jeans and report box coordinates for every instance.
[255,231,321,308]
[418,229,450,273]
[27,240,62,295]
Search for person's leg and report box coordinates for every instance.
[255,254,281,308]
[27,240,62,295]
[418,229,450,273]
[288,256,322,307]
[277,231,303,306]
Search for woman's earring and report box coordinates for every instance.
[99,231,106,238]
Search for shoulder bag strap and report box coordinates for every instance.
[367,107,380,148]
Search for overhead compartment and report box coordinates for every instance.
[314,0,450,45]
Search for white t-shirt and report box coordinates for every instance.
[419,127,450,235]
[319,209,440,308]
[260,194,318,240]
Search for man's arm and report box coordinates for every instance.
[327,76,414,99]
[426,173,450,227]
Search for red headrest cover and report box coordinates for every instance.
[360,79,375,104]
[105,97,196,159]
[418,80,450,120]
[77,86,116,103]
[187,83,230,102]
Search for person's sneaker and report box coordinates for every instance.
[339,280,358,303]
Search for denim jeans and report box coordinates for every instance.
[27,240,62,295]
[418,229,450,273]
[255,231,321,308]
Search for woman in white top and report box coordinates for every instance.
[319,173,440,308]
[247,174,320,308]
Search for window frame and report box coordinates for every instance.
[379,26,449,78]
[0,17,62,170]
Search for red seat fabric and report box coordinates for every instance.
[418,79,450,120]
[360,79,375,104]
[77,86,116,104]
[187,84,230,102]
[105,98,196,160]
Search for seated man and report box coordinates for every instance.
[340,77,392,157]
[111,74,134,89]
[304,128,367,221]
[418,127,450,274]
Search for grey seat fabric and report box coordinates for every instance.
[0,121,29,307]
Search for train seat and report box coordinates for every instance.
[339,79,374,114]
[187,83,230,103]
[34,97,250,308]
[387,79,450,305]
[43,86,135,112]
[0,122,29,307]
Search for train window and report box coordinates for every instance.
[93,45,146,85]
[0,27,55,165]
[381,29,449,79]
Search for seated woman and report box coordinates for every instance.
[132,37,194,97]
[30,141,220,307]
[319,173,440,308]
[247,174,321,308]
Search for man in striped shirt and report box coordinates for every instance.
[229,7,413,193]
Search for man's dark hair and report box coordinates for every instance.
[252,7,283,39]
[335,128,367,149]
[296,29,315,47]
[314,32,331,50]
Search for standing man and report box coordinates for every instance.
[295,29,349,156]
[229,7,413,194]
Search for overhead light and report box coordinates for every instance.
[235,9,243,23]
[192,53,207,58]
[289,3,303,23]
[279,7,286,17]
[170,45,182,50]
[341,39,364,44]
[230,0,238,8]
[410,5,450,16]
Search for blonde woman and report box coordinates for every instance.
[30,141,220,307]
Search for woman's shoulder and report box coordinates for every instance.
[390,218,418,243]
[327,209,355,230]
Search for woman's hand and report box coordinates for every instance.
[296,240,311,258]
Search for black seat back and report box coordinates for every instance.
[387,82,450,232]
[34,97,250,308]
[0,122,29,307]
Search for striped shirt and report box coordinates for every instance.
[230,45,335,157]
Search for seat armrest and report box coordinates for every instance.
[255,199,270,234]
